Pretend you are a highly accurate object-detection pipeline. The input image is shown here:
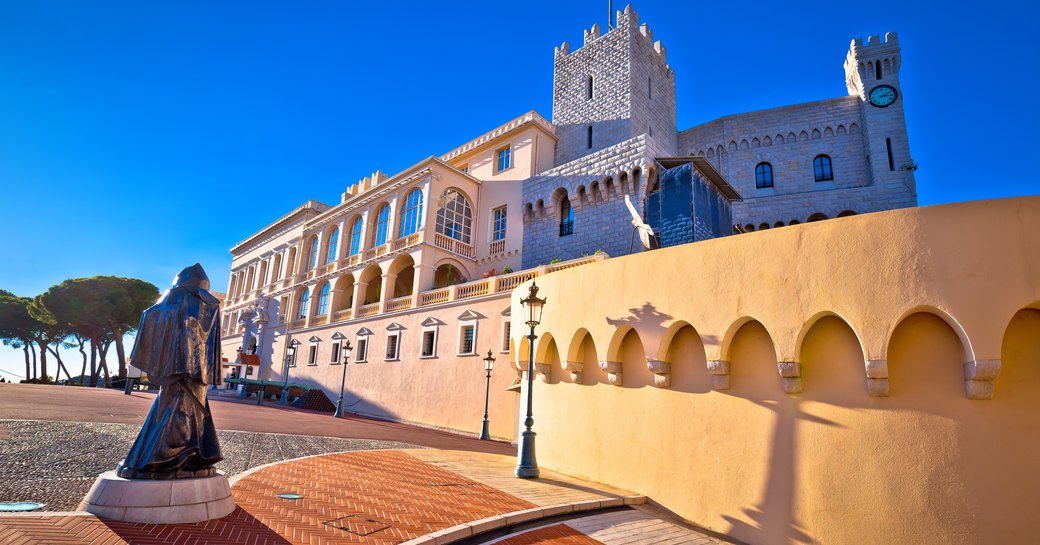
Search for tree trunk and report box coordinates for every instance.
[98,340,111,387]
[22,346,30,382]
[28,343,37,379]
[37,341,49,383]
[78,338,88,385]
[89,340,97,387]
[48,346,71,384]
[113,329,127,378]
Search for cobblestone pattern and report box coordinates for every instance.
[0,419,415,512]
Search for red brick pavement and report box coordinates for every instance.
[495,524,605,545]
[0,450,535,545]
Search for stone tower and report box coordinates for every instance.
[844,32,917,197]
[551,4,678,166]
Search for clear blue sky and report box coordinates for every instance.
[1,0,1037,379]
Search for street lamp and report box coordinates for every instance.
[479,350,496,440]
[332,333,353,418]
[279,338,301,405]
[515,281,545,478]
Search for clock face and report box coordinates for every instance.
[869,85,898,107]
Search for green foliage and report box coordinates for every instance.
[550,259,561,264]
[501,265,513,274]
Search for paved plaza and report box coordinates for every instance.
[0,384,733,544]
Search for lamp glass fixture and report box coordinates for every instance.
[483,349,496,371]
[520,282,546,326]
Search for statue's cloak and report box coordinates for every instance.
[129,263,222,385]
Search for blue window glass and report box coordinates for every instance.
[325,228,339,264]
[298,288,310,319]
[755,163,774,188]
[317,283,330,315]
[492,207,507,241]
[559,197,574,237]
[373,204,390,246]
[496,147,511,172]
[435,189,473,243]
[306,236,319,271]
[348,216,363,256]
[398,189,423,237]
[813,155,833,182]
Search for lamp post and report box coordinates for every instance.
[332,333,353,418]
[515,281,545,478]
[479,350,496,440]
[279,338,301,405]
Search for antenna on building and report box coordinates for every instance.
[607,1,614,30]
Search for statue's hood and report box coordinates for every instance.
[173,263,210,291]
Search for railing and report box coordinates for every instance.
[333,308,353,322]
[489,239,505,255]
[356,303,379,318]
[496,270,538,292]
[343,254,360,268]
[362,243,390,262]
[385,295,413,312]
[456,280,490,299]
[392,231,423,252]
[266,253,607,327]
[559,219,574,237]
[419,288,450,306]
[432,232,476,258]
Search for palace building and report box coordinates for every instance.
[219,4,916,437]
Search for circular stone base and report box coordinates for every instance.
[78,470,235,524]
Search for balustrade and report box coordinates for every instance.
[356,303,379,317]
[385,296,413,312]
[432,233,476,258]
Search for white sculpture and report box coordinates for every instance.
[625,195,655,250]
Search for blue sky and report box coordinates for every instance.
[1,0,1037,379]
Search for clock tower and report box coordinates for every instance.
[844,32,916,197]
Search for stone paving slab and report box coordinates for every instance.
[0,449,646,545]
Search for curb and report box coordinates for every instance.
[401,494,647,545]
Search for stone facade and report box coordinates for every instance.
[536,5,916,252]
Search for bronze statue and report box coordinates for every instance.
[117,263,224,480]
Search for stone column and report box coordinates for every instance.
[378,273,396,313]
[412,263,436,305]
[865,359,889,397]
[352,280,368,309]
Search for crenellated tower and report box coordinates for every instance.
[551,4,678,166]
[845,32,917,197]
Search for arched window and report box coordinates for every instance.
[586,75,593,99]
[298,288,310,319]
[559,196,574,236]
[436,189,473,243]
[316,283,330,315]
[372,204,390,246]
[813,155,834,182]
[348,216,363,256]
[755,162,773,188]
[398,188,423,237]
[325,228,339,265]
[305,235,319,271]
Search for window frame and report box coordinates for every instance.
[458,323,478,356]
[298,288,310,319]
[420,328,438,358]
[348,216,363,256]
[385,331,401,361]
[398,188,424,238]
[435,189,473,244]
[325,228,339,265]
[813,155,834,182]
[330,341,341,364]
[372,203,391,246]
[355,337,368,363]
[559,196,574,237]
[495,146,512,173]
[491,205,507,242]
[755,162,774,189]
[501,320,511,353]
[307,344,318,366]
[316,283,330,316]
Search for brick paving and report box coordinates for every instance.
[0,450,535,545]
[494,524,604,545]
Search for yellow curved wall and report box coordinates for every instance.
[514,197,1040,545]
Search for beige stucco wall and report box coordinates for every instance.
[265,291,520,441]
[513,196,1040,545]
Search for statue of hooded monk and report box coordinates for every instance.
[117,263,224,480]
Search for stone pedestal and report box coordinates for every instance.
[78,470,235,523]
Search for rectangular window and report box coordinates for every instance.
[385,334,400,360]
[492,206,507,241]
[421,330,437,358]
[330,342,341,364]
[460,325,476,355]
[886,138,894,171]
[356,338,368,363]
[308,345,317,365]
[502,321,511,352]
[495,146,512,173]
